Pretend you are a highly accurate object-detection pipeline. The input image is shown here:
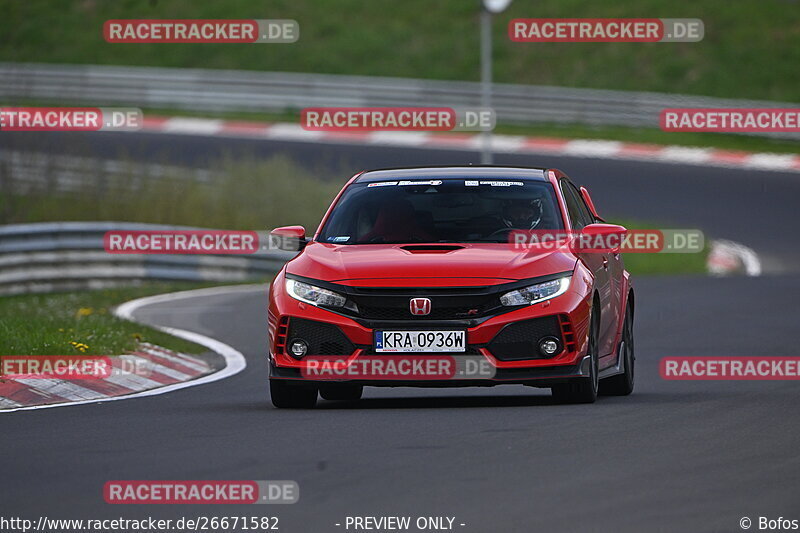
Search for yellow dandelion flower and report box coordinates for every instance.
[69,341,89,352]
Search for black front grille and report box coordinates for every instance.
[346,287,501,321]
[287,318,355,356]
[488,316,563,361]
[357,304,489,321]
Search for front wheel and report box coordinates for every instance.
[600,301,635,396]
[552,304,599,404]
[270,379,318,408]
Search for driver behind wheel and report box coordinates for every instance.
[502,198,543,229]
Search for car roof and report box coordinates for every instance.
[354,166,548,183]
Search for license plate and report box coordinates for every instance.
[374,330,466,353]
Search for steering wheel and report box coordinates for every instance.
[485,227,515,240]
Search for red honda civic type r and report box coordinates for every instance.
[267,166,634,407]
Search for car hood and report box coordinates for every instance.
[286,242,576,286]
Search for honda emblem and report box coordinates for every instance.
[409,297,432,316]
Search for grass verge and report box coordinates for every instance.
[609,219,708,276]
[0,154,344,230]
[0,282,231,356]
[620,249,707,276]
[3,0,799,101]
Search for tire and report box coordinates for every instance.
[319,384,363,402]
[551,303,599,404]
[270,379,318,408]
[600,301,635,396]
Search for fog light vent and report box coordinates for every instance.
[539,337,561,357]
[290,339,308,359]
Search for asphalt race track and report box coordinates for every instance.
[3,132,800,532]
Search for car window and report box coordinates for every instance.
[570,183,596,226]
[560,180,592,230]
[318,178,565,244]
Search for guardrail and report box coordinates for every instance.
[0,222,294,295]
[1,62,797,139]
[0,150,209,194]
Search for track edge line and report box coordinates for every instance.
[1,284,258,413]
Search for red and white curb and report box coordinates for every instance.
[0,285,250,413]
[0,344,212,410]
[707,240,763,277]
[138,116,800,173]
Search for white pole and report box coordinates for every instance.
[480,8,493,165]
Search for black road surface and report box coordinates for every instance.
[2,132,800,533]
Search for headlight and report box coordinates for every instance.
[286,279,347,308]
[499,276,571,306]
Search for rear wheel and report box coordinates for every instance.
[319,384,363,402]
[552,303,599,404]
[270,379,318,408]
[600,300,635,396]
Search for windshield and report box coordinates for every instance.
[318,178,564,244]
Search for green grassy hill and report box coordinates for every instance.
[2,0,798,101]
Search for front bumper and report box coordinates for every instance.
[270,354,593,388]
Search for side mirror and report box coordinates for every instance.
[577,223,627,253]
[579,186,603,222]
[269,225,307,252]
